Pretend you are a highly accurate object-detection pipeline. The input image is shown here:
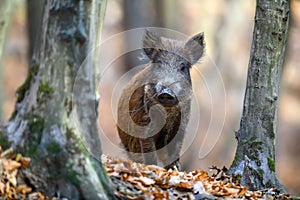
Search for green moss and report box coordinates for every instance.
[252,141,263,147]
[28,114,45,133]
[9,110,18,120]
[16,75,31,103]
[26,114,45,157]
[241,140,264,162]
[98,162,114,190]
[66,169,80,186]
[78,138,90,157]
[27,140,39,157]
[235,174,241,183]
[0,134,10,149]
[248,150,258,161]
[66,127,89,156]
[267,157,275,172]
[243,138,262,149]
[47,141,62,154]
[231,153,242,168]
[258,169,264,178]
[38,81,54,94]
[251,168,263,178]
[26,137,40,157]
[37,81,54,104]
[31,65,39,76]
[15,65,40,104]
[66,127,74,139]
[240,140,248,146]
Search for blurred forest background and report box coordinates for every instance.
[0,0,299,196]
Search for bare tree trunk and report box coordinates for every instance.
[1,0,116,199]
[26,0,45,61]
[0,0,13,124]
[229,0,289,191]
[122,0,170,72]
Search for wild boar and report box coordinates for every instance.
[117,29,205,169]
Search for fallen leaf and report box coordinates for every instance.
[16,184,32,194]
[138,176,155,185]
[20,157,31,168]
[3,160,21,172]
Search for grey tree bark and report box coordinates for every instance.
[0,0,13,125]
[122,0,179,72]
[26,0,45,61]
[229,0,289,191]
[0,0,116,199]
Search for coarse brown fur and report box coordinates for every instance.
[117,29,205,169]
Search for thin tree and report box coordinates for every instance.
[0,0,13,124]
[122,0,165,72]
[26,0,44,61]
[229,0,289,191]
[0,0,115,199]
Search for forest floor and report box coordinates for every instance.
[0,142,296,200]
[103,155,297,200]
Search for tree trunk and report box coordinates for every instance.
[26,0,45,62]
[2,0,116,199]
[122,0,167,72]
[0,0,13,124]
[229,0,289,191]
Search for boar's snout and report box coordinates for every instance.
[157,87,178,107]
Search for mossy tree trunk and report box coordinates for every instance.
[229,0,289,191]
[0,0,13,124]
[2,0,116,199]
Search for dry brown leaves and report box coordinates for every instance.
[0,146,53,200]
[102,155,293,200]
[0,144,294,200]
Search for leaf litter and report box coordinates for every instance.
[0,146,55,200]
[0,144,296,200]
[102,155,295,200]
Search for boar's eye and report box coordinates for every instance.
[179,61,191,80]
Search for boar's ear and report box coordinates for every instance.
[143,29,161,60]
[185,32,205,64]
